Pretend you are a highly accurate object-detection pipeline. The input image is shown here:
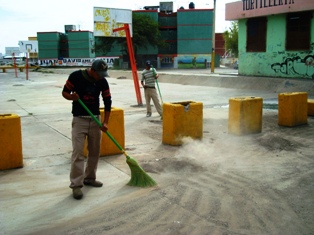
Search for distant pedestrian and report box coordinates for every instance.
[62,59,112,200]
[192,57,196,68]
[141,60,162,118]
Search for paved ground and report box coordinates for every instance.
[1,67,314,235]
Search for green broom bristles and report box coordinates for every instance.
[126,156,157,187]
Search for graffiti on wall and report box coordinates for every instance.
[38,57,118,67]
[271,55,314,79]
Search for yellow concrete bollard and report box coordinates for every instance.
[84,107,125,157]
[278,92,308,127]
[162,101,203,146]
[228,97,263,135]
[0,114,23,170]
[308,99,314,116]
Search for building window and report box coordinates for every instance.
[246,17,267,52]
[286,11,311,51]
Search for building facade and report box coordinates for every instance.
[226,0,314,79]
[93,2,217,69]
[130,6,216,69]
[35,2,222,69]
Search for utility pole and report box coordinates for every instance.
[113,24,143,106]
[211,0,216,73]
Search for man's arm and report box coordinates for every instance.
[100,103,111,132]
[100,78,112,132]
[102,110,110,127]
[62,91,79,101]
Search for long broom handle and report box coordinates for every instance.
[77,99,125,153]
[156,79,163,104]
[151,65,163,103]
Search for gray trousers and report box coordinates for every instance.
[69,116,101,188]
[144,87,162,115]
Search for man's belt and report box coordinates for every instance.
[77,115,99,119]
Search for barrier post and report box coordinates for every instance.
[12,53,18,78]
[0,114,23,170]
[228,97,263,135]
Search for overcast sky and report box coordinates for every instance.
[0,0,236,55]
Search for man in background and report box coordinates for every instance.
[141,60,162,118]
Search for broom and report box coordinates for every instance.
[78,99,157,187]
[151,65,163,104]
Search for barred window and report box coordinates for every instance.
[246,17,267,52]
[286,11,311,51]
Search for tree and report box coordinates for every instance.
[95,37,125,56]
[223,21,238,58]
[132,13,165,54]
[95,13,165,60]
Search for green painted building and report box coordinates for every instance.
[37,30,96,59]
[226,0,314,79]
[37,32,68,59]
[130,8,215,69]
[37,2,216,69]
[93,3,215,69]
[67,31,95,58]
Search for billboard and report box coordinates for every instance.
[93,7,132,37]
[18,41,38,53]
[5,47,20,56]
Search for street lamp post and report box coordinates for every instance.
[211,0,216,73]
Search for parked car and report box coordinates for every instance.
[233,60,238,69]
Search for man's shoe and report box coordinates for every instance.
[146,113,151,117]
[72,188,83,200]
[83,180,103,187]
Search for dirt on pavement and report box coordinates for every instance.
[36,110,314,235]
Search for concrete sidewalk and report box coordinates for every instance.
[1,68,313,235]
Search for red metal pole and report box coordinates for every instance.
[113,24,142,106]
[26,53,29,80]
[12,53,18,78]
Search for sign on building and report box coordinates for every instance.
[93,7,132,37]
[18,41,38,54]
[5,47,20,56]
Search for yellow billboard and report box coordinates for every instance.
[93,7,132,37]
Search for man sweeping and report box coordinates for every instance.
[141,60,162,118]
[62,59,112,200]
